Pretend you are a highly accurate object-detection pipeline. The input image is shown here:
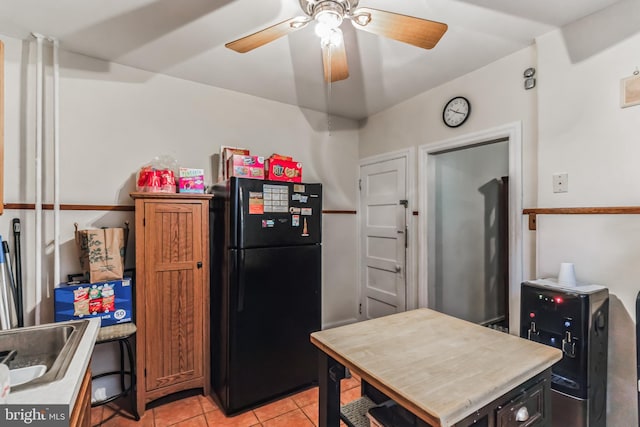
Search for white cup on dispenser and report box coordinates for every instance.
[558,262,577,287]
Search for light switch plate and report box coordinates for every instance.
[553,173,568,193]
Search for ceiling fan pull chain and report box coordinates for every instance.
[328,45,332,84]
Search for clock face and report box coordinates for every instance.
[443,97,471,128]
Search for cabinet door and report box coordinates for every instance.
[144,202,204,391]
[69,367,91,427]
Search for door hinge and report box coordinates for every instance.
[143,217,146,226]
[144,368,146,377]
[359,179,362,191]
[399,199,408,207]
[359,303,362,315]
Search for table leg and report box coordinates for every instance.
[318,352,345,427]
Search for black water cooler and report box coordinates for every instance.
[520,280,609,427]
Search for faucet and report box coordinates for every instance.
[0,350,17,365]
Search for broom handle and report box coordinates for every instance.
[0,240,11,330]
[13,219,23,327]
[2,242,17,325]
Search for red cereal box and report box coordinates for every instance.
[265,157,302,182]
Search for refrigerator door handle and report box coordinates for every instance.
[238,187,245,245]
[237,251,245,312]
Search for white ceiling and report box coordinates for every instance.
[0,0,623,120]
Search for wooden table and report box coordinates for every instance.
[310,309,562,427]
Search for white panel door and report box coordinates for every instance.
[359,157,407,319]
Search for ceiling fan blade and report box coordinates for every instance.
[350,7,447,50]
[226,17,310,53]
[322,40,349,83]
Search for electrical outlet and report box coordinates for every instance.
[553,173,568,193]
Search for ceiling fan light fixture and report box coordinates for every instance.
[313,2,344,28]
[315,22,333,39]
[320,27,343,47]
[316,10,343,28]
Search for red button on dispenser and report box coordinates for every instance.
[529,312,536,318]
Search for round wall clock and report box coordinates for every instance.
[442,96,471,128]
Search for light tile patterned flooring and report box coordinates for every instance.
[91,374,361,427]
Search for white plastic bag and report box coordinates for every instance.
[136,154,179,193]
[0,363,10,403]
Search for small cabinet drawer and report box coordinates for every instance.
[496,381,545,427]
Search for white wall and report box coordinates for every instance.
[0,33,360,398]
[535,1,640,422]
[358,46,538,198]
[359,1,640,423]
[359,46,539,327]
[4,0,639,416]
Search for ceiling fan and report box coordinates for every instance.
[225,0,448,83]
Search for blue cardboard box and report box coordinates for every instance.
[54,277,133,327]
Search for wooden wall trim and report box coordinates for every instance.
[4,203,135,211]
[523,206,640,215]
[323,210,356,215]
[523,206,640,230]
[3,203,358,214]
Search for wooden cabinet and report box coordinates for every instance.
[69,366,92,427]
[131,193,212,417]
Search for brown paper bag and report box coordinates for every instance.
[75,224,126,283]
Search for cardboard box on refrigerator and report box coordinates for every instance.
[228,155,265,179]
[219,146,250,181]
[54,277,133,327]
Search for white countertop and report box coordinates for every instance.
[7,318,100,407]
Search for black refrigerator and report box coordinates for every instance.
[210,177,322,415]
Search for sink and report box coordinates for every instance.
[0,320,89,391]
[10,365,47,387]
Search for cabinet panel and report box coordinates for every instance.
[145,269,202,391]
[69,366,92,427]
[132,193,211,417]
